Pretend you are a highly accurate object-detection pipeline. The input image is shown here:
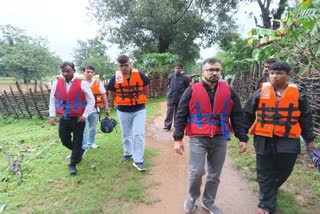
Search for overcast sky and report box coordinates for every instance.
[0,0,258,62]
[0,0,101,61]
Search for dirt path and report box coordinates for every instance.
[135,102,258,214]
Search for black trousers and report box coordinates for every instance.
[59,117,85,167]
[256,151,297,213]
[164,102,178,129]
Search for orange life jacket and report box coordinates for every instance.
[90,80,103,108]
[54,78,86,118]
[185,81,234,140]
[250,82,301,138]
[113,69,148,106]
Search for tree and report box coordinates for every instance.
[247,0,320,73]
[88,0,240,62]
[136,52,179,76]
[249,0,289,29]
[0,25,60,83]
[73,37,116,79]
[216,34,254,74]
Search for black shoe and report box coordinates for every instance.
[119,155,132,163]
[133,162,146,171]
[163,127,171,131]
[68,165,77,175]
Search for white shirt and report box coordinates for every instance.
[49,77,95,118]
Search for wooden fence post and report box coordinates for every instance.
[16,82,32,119]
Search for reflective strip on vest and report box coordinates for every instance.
[54,78,86,118]
[186,81,233,140]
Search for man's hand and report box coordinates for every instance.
[49,117,57,125]
[174,141,184,155]
[77,116,86,123]
[306,141,317,151]
[238,141,247,154]
[105,108,110,116]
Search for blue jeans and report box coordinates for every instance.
[188,135,227,205]
[117,109,146,163]
[82,112,99,149]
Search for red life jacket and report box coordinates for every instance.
[54,78,86,118]
[250,82,301,138]
[185,81,234,140]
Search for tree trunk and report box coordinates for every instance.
[158,37,170,53]
[256,0,288,29]
[257,0,272,28]
[272,0,287,30]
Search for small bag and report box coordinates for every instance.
[308,149,320,172]
[100,116,117,133]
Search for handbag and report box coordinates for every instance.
[100,116,117,133]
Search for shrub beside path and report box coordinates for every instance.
[136,101,258,214]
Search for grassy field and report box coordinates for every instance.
[0,98,163,214]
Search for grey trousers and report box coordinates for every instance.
[188,135,227,205]
[164,102,178,129]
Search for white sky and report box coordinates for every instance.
[0,0,100,61]
[0,0,259,62]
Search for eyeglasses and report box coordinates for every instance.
[204,68,222,74]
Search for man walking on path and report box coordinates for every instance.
[49,61,95,175]
[173,57,248,214]
[107,55,150,171]
[82,65,110,150]
[243,61,317,214]
[163,63,190,131]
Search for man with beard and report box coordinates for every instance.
[243,61,317,214]
[173,57,248,214]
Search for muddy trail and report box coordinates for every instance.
[135,102,258,214]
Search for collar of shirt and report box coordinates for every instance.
[64,77,77,91]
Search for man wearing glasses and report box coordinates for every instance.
[107,55,150,171]
[173,57,248,214]
[49,61,95,175]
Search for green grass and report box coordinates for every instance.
[0,76,56,84]
[228,137,320,214]
[0,77,16,84]
[0,98,164,213]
